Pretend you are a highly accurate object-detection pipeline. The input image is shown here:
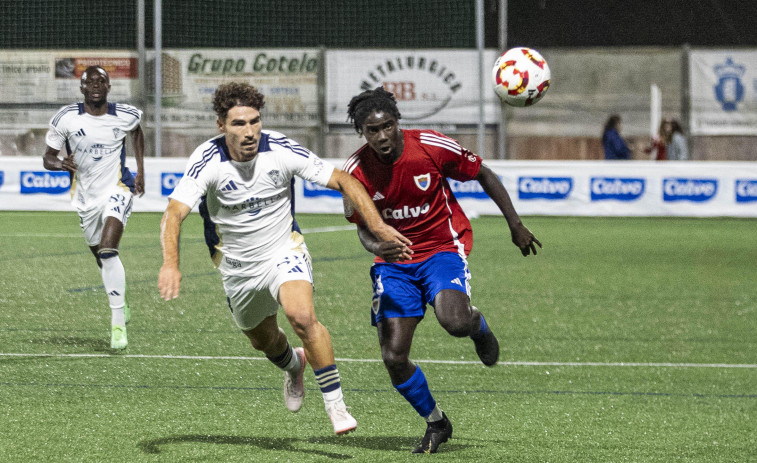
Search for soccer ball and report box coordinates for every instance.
[492,47,551,107]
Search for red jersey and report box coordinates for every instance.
[344,129,482,264]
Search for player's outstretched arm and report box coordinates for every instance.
[356,225,413,262]
[477,163,542,256]
[159,199,192,300]
[327,168,412,248]
[42,146,77,174]
[130,125,146,197]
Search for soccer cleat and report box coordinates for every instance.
[412,413,453,454]
[284,347,307,412]
[325,400,357,435]
[110,325,127,349]
[124,302,131,325]
[473,328,500,366]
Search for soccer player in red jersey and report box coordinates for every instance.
[343,87,541,454]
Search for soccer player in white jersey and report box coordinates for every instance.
[158,82,411,435]
[43,65,145,350]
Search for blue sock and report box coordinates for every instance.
[471,313,491,340]
[394,366,436,418]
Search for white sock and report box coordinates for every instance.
[101,255,126,324]
[111,307,125,327]
[425,405,444,422]
[285,347,302,375]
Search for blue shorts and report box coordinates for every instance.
[369,252,471,326]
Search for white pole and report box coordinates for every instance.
[476,0,485,157]
[154,0,162,157]
[137,0,145,109]
[650,83,661,140]
[498,0,508,159]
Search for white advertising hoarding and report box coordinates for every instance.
[326,49,500,125]
[2,158,756,218]
[690,49,757,135]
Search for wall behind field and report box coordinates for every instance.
[1,1,755,161]
[3,46,753,162]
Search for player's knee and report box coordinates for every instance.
[381,347,410,372]
[439,314,473,338]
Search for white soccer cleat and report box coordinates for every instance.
[326,400,357,435]
[284,347,307,412]
[111,325,127,350]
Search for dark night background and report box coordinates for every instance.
[3,0,756,49]
[501,0,757,48]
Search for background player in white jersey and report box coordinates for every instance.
[43,65,145,350]
[158,82,410,435]
[343,87,540,453]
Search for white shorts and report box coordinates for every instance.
[78,187,133,246]
[220,236,313,331]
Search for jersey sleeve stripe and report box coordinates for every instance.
[115,104,141,118]
[187,145,218,178]
[343,153,361,174]
[420,133,462,154]
[420,138,462,155]
[268,136,311,158]
[51,104,78,127]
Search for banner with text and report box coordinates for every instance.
[690,49,757,135]
[326,49,500,125]
[0,49,320,129]
[2,159,756,218]
[152,49,320,127]
[0,50,138,129]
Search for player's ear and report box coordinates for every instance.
[217,117,225,133]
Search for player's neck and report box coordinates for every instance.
[83,100,109,116]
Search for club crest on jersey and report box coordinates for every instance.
[113,128,124,139]
[267,170,284,185]
[414,173,431,191]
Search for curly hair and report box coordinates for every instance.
[212,82,266,120]
[346,87,402,135]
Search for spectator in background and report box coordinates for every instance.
[602,115,631,160]
[646,119,672,161]
[667,119,689,161]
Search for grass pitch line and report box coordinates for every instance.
[1,352,755,369]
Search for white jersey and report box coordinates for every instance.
[170,130,335,264]
[45,103,142,211]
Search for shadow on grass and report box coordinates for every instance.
[139,434,473,457]
[307,435,474,453]
[138,435,353,459]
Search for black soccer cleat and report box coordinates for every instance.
[412,413,453,454]
[473,328,500,366]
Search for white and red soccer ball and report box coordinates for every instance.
[492,47,551,107]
